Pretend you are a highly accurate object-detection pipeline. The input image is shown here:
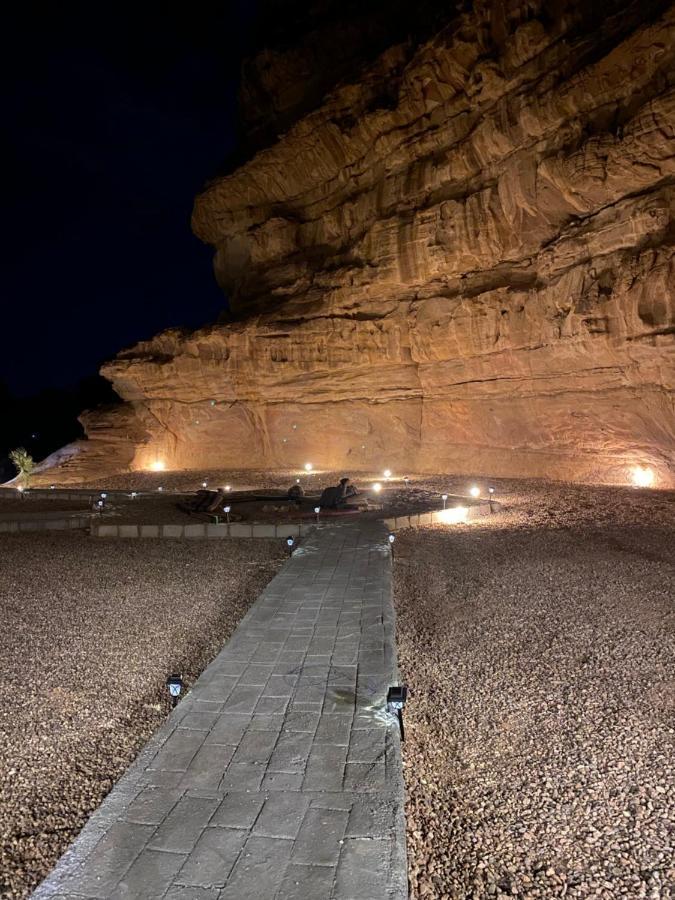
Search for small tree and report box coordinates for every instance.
[9,447,35,488]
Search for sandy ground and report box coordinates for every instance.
[394,486,675,899]
[0,534,285,900]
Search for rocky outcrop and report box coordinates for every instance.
[44,0,675,485]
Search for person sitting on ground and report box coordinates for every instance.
[319,477,359,510]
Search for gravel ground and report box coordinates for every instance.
[0,534,285,900]
[395,487,675,899]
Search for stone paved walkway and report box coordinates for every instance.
[33,521,407,900]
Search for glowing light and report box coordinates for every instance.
[631,465,655,488]
[158,486,164,492]
[372,482,382,493]
[150,460,165,472]
[202,481,208,488]
[295,479,300,484]
[304,463,313,472]
[469,485,480,498]
[50,485,55,490]
[442,493,448,509]
[17,485,24,493]
[437,506,469,525]
[224,484,231,492]
[224,505,231,513]
[314,506,320,514]
[383,469,392,479]
[488,487,495,494]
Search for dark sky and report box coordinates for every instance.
[1,3,257,397]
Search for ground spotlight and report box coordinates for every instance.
[387,685,408,741]
[631,465,655,488]
[166,674,183,707]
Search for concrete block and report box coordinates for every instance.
[162,524,184,539]
[184,523,206,538]
[228,523,252,538]
[96,525,119,538]
[276,523,300,537]
[140,525,160,538]
[119,525,139,538]
[252,523,276,538]
[207,524,229,538]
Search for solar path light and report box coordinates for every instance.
[202,481,208,488]
[224,505,231,523]
[158,486,164,492]
[442,493,448,509]
[372,482,382,494]
[383,469,392,480]
[488,486,495,514]
[166,674,183,708]
[286,536,295,556]
[387,685,408,741]
[314,506,320,524]
[469,485,480,498]
[388,532,395,559]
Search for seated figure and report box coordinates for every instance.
[319,477,358,510]
[287,483,304,500]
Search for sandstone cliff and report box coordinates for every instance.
[47,0,675,485]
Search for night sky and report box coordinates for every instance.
[2,3,259,398]
[0,3,261,470]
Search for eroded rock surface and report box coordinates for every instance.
[45,0,675,485]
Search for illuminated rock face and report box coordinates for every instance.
[54,0,675,484]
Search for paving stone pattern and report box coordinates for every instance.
[33,522,407,900]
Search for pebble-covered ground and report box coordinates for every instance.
[394,484,675,899]
[0,534,285,900]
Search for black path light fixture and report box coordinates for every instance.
[224,504,231,523]
[442,493,448,509]
[387,685,408,741]
[388,532,396,559]
[166,674,184,708]
[488,486,496,514]
[286,535,295,556]
[314,505,320,525]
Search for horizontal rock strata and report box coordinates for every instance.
[46,0,675,485]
